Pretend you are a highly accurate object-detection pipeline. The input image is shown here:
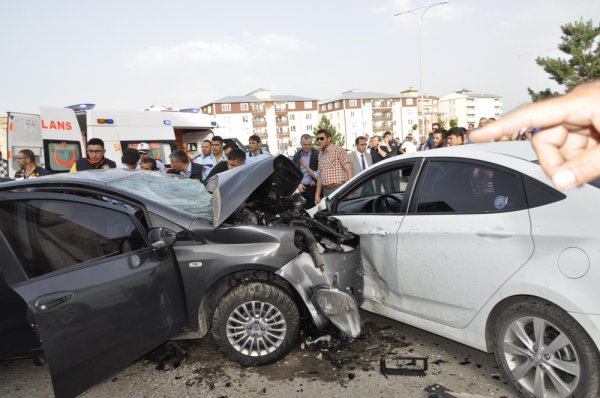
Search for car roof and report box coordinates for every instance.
[0,168,139,190]
[420,141,537,161]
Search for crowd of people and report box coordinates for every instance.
[2,79,599,196]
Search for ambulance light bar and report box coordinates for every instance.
[65,103,96,110]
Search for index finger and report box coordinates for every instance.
[470,96,571,143]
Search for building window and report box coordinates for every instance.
[221,104,231,112]
[207,106,212,113]
[240,103,249,111]
[350,111,355,117]
[253,104,263,113]
[289,114,295,121]
[224,117,231,124]
[406,99,413,106]
[291,126,296,132]
[335,101,340,109]
[321,105,326,112]
[288,102,296,110]
[242,116,249,123]
[327,103,332,110]
[306,113,312,120]
[306,125,313,131]
[349,99,357,107]
[304,101,313,109]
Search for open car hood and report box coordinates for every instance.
[207,155,303,227]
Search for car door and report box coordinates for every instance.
[395,159,534,328]
[0,193,187,398]
[332,159,421,306]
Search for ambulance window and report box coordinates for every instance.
[44,140,83,173]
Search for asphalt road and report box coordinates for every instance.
[0,311,516,398]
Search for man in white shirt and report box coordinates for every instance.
[400,134,417,154]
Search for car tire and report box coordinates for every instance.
[212,282,300,366]
[493,299,600,398]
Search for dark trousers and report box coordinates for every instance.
[301,185,317,208]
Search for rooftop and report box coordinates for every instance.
[204,88,317,105]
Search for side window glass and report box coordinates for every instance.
[523,175,566,208]
[416,161,526,214]
[337,165,413,214]
[0,200,146,278]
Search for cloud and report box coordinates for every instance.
[125,33,316,71]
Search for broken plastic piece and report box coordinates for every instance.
[304,335,332,347]
[380,355,428,377]
[424,383,456,398]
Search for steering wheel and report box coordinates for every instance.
[372,194,402,213]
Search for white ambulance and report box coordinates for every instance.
[5,107,84,177]
[5,105,221,177]
[68,104,219,165]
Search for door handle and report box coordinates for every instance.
[476,229,516,238]
[368,229,388,236]
[35,291,74,311]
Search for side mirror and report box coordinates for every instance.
[147,227,177,248]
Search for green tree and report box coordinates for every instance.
[313,115,345,147]
[411,124,418,132]
[436,119,448,130]
[449,119,458,128]
[529,19,600,101]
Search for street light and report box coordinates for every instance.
[517,47,558,90]
[395,1,448,137]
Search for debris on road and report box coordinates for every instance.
[380,356,428,377]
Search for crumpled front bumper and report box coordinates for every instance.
[275,248,363,336]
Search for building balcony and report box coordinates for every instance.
[372,101,393,108]
[276,118,289,125]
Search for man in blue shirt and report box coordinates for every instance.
[246,134,270,163]
[193,139,215,180]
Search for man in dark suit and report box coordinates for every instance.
[292,134,319,208]
[168,149,203,182]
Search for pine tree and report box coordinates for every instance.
[313,116,345,147]
[529,19,600,101]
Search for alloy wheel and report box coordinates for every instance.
[502,316,580,398]
[226,300,287,357]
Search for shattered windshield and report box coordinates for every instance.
[108,172,213,220]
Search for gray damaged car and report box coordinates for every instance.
[0,155,362,398]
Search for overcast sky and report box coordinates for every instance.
[2,0,598,116]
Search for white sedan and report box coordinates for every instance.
[319,141,600,398]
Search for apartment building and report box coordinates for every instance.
[319,89,419,149]
[399,87,442,134]
[201,88,318,153]
[439,89,503,128]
